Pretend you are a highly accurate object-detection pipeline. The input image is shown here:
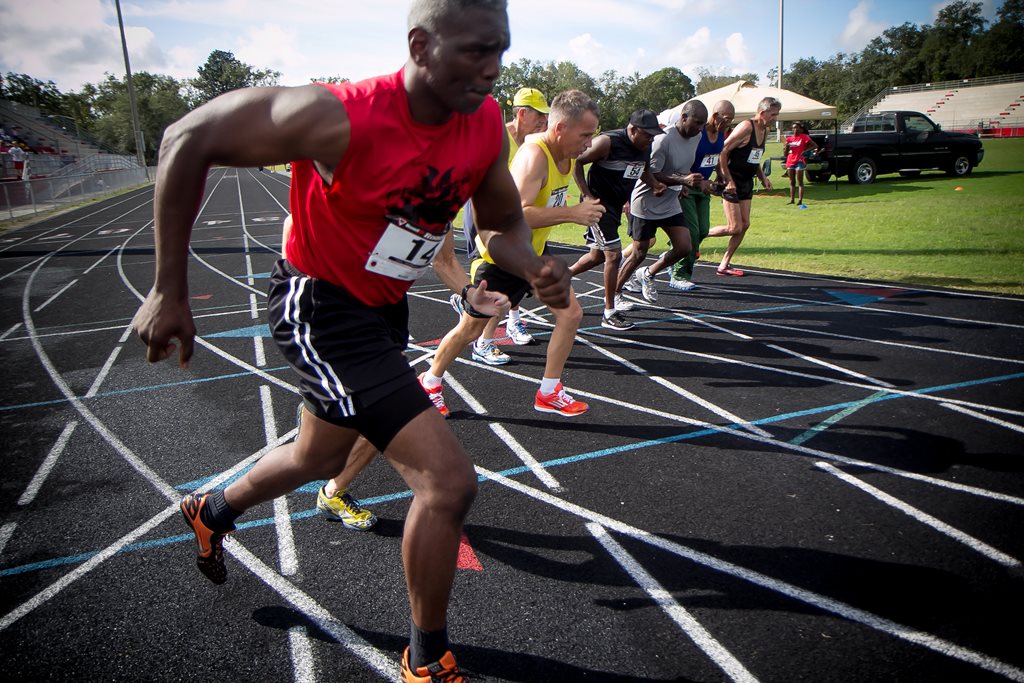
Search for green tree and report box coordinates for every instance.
[918,1,987,80]
[85,71,189,163]
[596,70,636,130]
[625,67,694,119]
[188,50,282,107]
[973,0,1024,76]
[1,73,67,114]
[694,67,758,94]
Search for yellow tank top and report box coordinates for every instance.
[507,129,519,167]
[476,137,572,263]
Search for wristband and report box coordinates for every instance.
[461,284,474,302]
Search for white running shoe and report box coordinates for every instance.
[668,278,697,291]
[636,266,658,303]
[614,294,636,312]
[471,340,511,365]
[506,319,535,345]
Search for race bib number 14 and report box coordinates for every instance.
[365,217,448,281]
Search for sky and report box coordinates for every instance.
[0,0,1003,95]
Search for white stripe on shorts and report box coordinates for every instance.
[285,276,355,417]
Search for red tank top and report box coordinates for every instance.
[286,69,503,306]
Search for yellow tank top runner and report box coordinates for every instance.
[476,137,573,262]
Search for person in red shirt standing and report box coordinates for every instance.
[131,1,571,680]
[784,121,818,207]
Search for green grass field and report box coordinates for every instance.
[542,137,1024,296]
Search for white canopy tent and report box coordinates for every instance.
[664,80,837,123]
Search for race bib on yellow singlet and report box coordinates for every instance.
[700,154,719,169]
[365,216,449,281]
[746,148,764,164]
[622,162,644,180]
[547,186,568,208]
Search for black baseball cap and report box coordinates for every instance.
[629,110,665,136]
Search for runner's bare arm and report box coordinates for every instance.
[134,85,349,367]
[512,145,604,228]
[430,232,509,317]
[717,119,753,189]
[571,134,609,200]
[472,132,572,309]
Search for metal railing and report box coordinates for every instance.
[1,166,151,221]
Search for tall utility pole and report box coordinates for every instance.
[778,0,784,91]
[777,0,784,140]
[115,0,148,177]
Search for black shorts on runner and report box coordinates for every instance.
[268,260,431,451]
[627,211,686,242]
[470,259,531,308]
[722,176,755,203]
[583,206,623,251]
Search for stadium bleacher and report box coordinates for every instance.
[868,76,1024,137]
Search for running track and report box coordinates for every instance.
[1,168,1022,682]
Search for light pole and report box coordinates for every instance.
[115,0,149,178]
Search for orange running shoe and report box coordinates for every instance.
[180,492,235,585]
[401,648,466,683]
[417,372,449,418]
[534,383,589,417]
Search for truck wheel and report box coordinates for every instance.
[849,157,876,184]
[807,172,831,183]
[946,155,973,177]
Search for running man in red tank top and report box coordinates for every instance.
[131,2,571,680]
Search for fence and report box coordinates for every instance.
[1,166,151,221]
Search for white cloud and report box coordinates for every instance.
[724,32,753,66]
[235,23,302,79]
[839,1,887,51]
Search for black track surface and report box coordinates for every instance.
[1,168,1022,682]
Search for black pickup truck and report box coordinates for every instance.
[805,110,984,184]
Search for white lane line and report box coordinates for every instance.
[587,523,759,683]
[33,279,79,312]
[815,462,1021,569]
[490,423,563,491]
[0,323,22,340]
[577,326,1024,418]
[0,522,17,556]
[441,372,562,490]
[227,539,399,680]
[85,346,123,398]
[692,275,1024,327]
[940,402,1024,435]
[409,341,1024,507]
[694,310,1024,366]
[82,247,118,275]
[478,467,1024,682]
[18,421,79,506]
[0,191,152,255]
[575,334,773,439]
[261,385,298,577]
[288,625,316,683]
[764,343,896,388]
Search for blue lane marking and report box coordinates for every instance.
[5,370,1020,579]
[207,324,272,338]
[0,366,291,413]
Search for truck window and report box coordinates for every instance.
[904,114,935,134]
[881,113,896,132]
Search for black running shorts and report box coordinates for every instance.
[627,211,686,242]
[469,259,532,308]
[268,260,431,451]
[583,206,623,251]
[722,175,755,203]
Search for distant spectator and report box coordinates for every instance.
[0,124,10,142]
[784,121,818,207]
[8,144,25,173]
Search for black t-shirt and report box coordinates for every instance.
[587,129,649,210]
